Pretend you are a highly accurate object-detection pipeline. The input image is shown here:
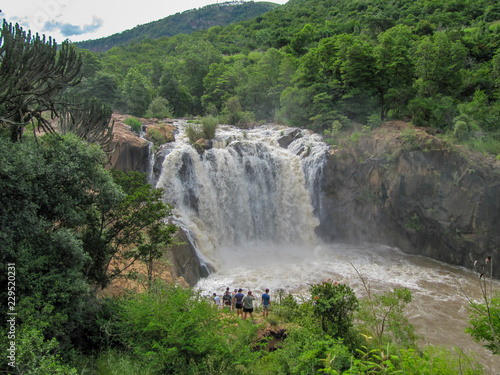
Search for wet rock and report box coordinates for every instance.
[167,227,211,286]
[277,129,302,149]
[194,138,213,154]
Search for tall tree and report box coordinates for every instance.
[122,67,153,117]
[0,21,114,147]
[83,170,177,289]
[373,25,415,121]
[0,21,81,141]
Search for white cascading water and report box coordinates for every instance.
[155,121,329,269]
[155,120,500,373]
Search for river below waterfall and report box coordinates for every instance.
[195,241,500,373]
[155,121,500,373]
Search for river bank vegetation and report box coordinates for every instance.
[1,0,500,373]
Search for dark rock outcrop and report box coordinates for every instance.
[167,227,211,286]
[317,122,500,277]
[278,128,303,149]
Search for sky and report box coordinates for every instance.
[1,0,289,43]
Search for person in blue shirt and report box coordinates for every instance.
[262,288,271,319]
[233,288,245,317]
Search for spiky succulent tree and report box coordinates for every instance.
[0,21,113,147]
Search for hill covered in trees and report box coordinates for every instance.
[75,1,280,52]
[74,0,500,156]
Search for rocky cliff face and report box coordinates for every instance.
[108,118,500,282]
[168,227,211,286]
[317,122,500,277]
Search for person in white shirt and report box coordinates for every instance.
[213,292,221,308]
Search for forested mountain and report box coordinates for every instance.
[74,0,500,154]
[75,1,279,52]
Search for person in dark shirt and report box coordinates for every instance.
[233,288,245,317]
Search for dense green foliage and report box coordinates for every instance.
[465,257,500,355]
[310,280,359,344]
[76,1,279,52]
[123,116,143,132]
[78,282,481,375]
[73,0,500,155]
[0,133,177,371]
[1,1,498,373]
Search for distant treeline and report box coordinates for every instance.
[75,1,279,52]
[74,0,500,152]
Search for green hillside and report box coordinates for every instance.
[72,0,500,155]
[75,1,279,52]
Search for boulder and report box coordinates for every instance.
[277,129,302,149]
[145,123,176,143]
[107,120,149,173]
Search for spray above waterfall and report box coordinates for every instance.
[154,121,330,269]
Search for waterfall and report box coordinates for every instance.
[155,121,330,269]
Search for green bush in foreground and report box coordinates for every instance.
[108,282,257,375]
[310,281,359,344]
[63,279,486,375]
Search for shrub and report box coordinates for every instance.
[124,117,142,133]
[260,324,352,375]
[146,127,167,147]
[201,116,218,139]
[345,346,483,374]
[454,120,469,141]
[94,350,157,375]
[309,281,359,343]
[350,131,362,145]
[185,122,203,143]
[356,287,418,350]
[466,294,500,355]
[222,97,254,127]
[0,312,78,374]
[145,97,173,119]
[185,116,219,143]
[111,281,248,374]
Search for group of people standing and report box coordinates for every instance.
[213,287,271,319]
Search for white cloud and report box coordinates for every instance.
[43,15,103,37]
